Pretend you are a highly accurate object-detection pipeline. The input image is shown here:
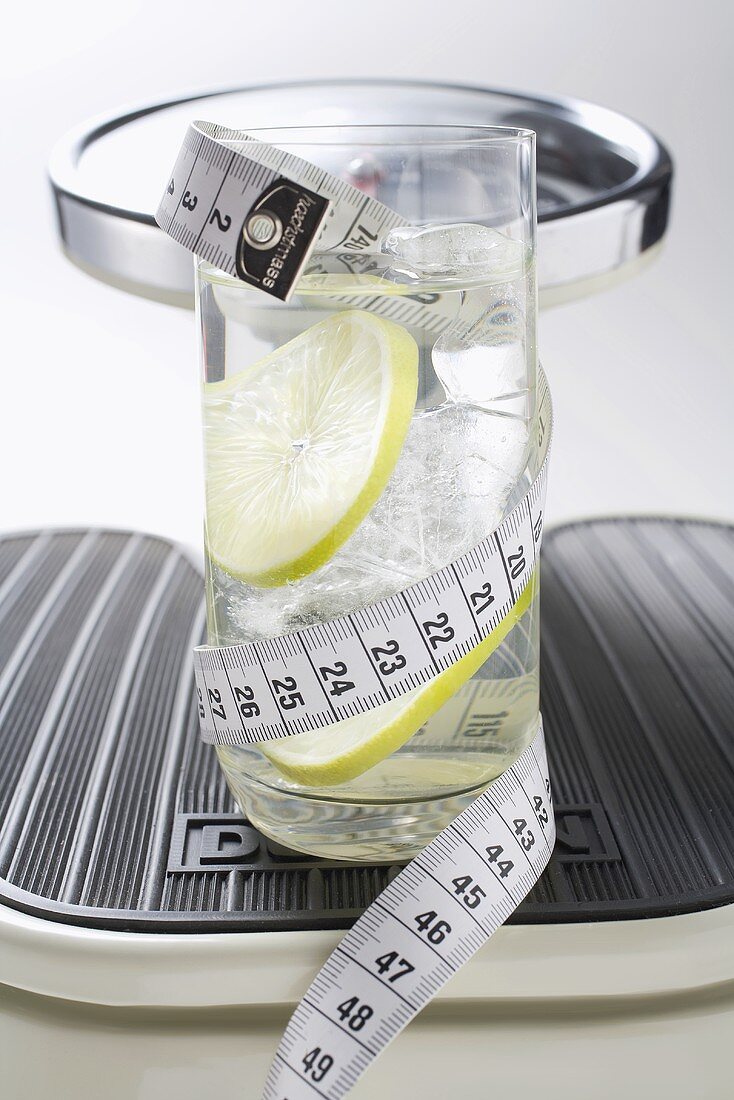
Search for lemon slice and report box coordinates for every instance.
[262,576,536,786]
[204,309,419,586]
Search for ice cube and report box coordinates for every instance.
[335,403,529,587]
[314,403,528,592]
[432,287,530,415]
[382,223,524,280]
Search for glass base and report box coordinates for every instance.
[225,768,501,862]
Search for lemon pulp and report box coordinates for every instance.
[203,309,419,587]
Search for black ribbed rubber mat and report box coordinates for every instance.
[0,520,732,931]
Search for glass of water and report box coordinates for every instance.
[198,125,540,861]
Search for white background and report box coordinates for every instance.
[1,0,732,552]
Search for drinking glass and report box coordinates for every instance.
[197,125,540,861]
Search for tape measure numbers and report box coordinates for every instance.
[157,123,554,1100]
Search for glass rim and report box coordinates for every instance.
[218,123,535,150]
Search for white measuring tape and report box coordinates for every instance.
[263,723,552,1099]
[157,123,554,1099]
